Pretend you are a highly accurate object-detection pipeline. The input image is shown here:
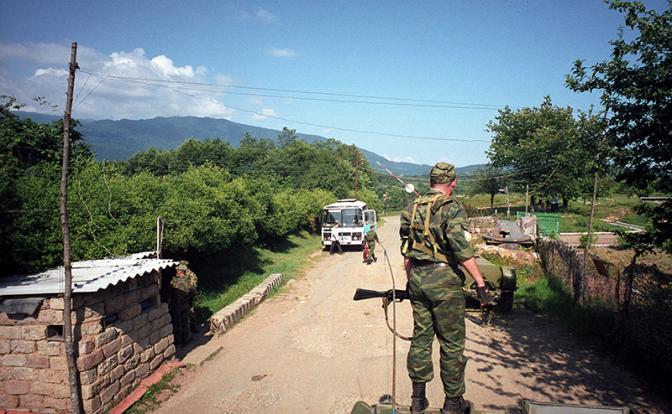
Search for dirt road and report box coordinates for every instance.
[559,232,620,247]
[156,217,670,413]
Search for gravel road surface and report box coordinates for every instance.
[156,216,670,414]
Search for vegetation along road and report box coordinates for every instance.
[155,217,670,414]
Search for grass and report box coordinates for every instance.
[620,214,650,227]
[462,193,649,233]
[558,213,623,232]
[515,274,621,340]
[193,230,323,320]
[126,368,181,414]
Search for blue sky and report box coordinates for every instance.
[0,0,666,167]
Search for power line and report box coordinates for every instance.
[114,78,491,144]
[79,70,514,110]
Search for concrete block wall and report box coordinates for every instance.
[209,273,283,334]
[0,271,175,413]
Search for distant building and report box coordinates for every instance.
[0,253,177,413]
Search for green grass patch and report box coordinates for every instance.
[516,274,618,339]
[194,230,322,319]
[559,213,623,232]
[126,368,181,414]
[620,214,650,227]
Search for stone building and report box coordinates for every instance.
[0,253,177,413]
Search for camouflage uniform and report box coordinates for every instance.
[365,229,379,261]
[170,261,198,346]
[400,163,474,399]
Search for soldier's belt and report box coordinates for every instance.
[412,259,450,268]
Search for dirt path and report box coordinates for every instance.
[156,217,670,413]
[559,232,620,247]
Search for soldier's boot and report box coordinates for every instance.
[440,396,469,414]
[410,382,429,413]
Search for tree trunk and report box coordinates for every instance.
[489,192,495,211]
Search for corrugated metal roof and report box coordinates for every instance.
[0,252,177,297]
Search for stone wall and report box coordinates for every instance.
[0,271,175,413]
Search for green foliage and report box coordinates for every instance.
[1,97,92,274]
[196,230,322,318]
[567,0,672,253]
[469,164,505,209]
[486,96,601,209]
[126,367,181,414]
[579,233,598,249]
[3,110,378,275]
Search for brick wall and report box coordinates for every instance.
[0,271,175,413]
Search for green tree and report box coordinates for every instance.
[567,0,672,252]
[486,96,593,210]
[471,165,505,210]
[0,97,91,275]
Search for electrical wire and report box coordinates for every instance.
[108,78,491,144]
[78,70,515,110]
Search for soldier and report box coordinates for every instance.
[364,228,379,263]
[170,260,198,346]
[400,162,492,414]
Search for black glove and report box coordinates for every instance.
[476,285,494,306]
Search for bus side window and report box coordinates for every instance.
[364,211,370,224]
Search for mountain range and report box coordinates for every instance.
[15,112,484,176]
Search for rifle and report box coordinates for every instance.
[353,288,412,341]
[353,288,409,302]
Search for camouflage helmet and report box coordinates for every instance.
[177,260,189,271]
[429,162,456,184]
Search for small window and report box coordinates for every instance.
[140,296,156,312]
[47,325,64,340]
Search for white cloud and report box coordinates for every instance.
[1,42,235,120]
[232,6,276,22]
[255,8,276,22]
[34,68,67,78]
[252,108,277,120]
[384,155,418,164]
[267,47,298,58]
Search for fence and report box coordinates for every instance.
[518,212,561,235]
[536,239,672,382]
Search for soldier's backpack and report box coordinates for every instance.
[402,192,455,264]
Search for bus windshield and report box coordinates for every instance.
[321,210,340,225]
[321,208,363,227]
[341,208,363,227]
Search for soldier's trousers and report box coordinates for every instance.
[170,295,192,346]
[407,264,466,398]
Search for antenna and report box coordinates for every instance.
[376,161,421,196]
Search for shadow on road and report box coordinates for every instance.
[465,309,671,413]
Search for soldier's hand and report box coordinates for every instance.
[476,285,494,306]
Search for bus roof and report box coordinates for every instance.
[324,199,368,210]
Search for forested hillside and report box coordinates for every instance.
[15,111,437,176]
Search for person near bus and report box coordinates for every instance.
[330,223,343,255]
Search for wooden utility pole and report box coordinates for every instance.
[525,184,529,215]
[60,42,82,414]
[581,106,609,305]
[354,150,359,198]
[156,216,163,259]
